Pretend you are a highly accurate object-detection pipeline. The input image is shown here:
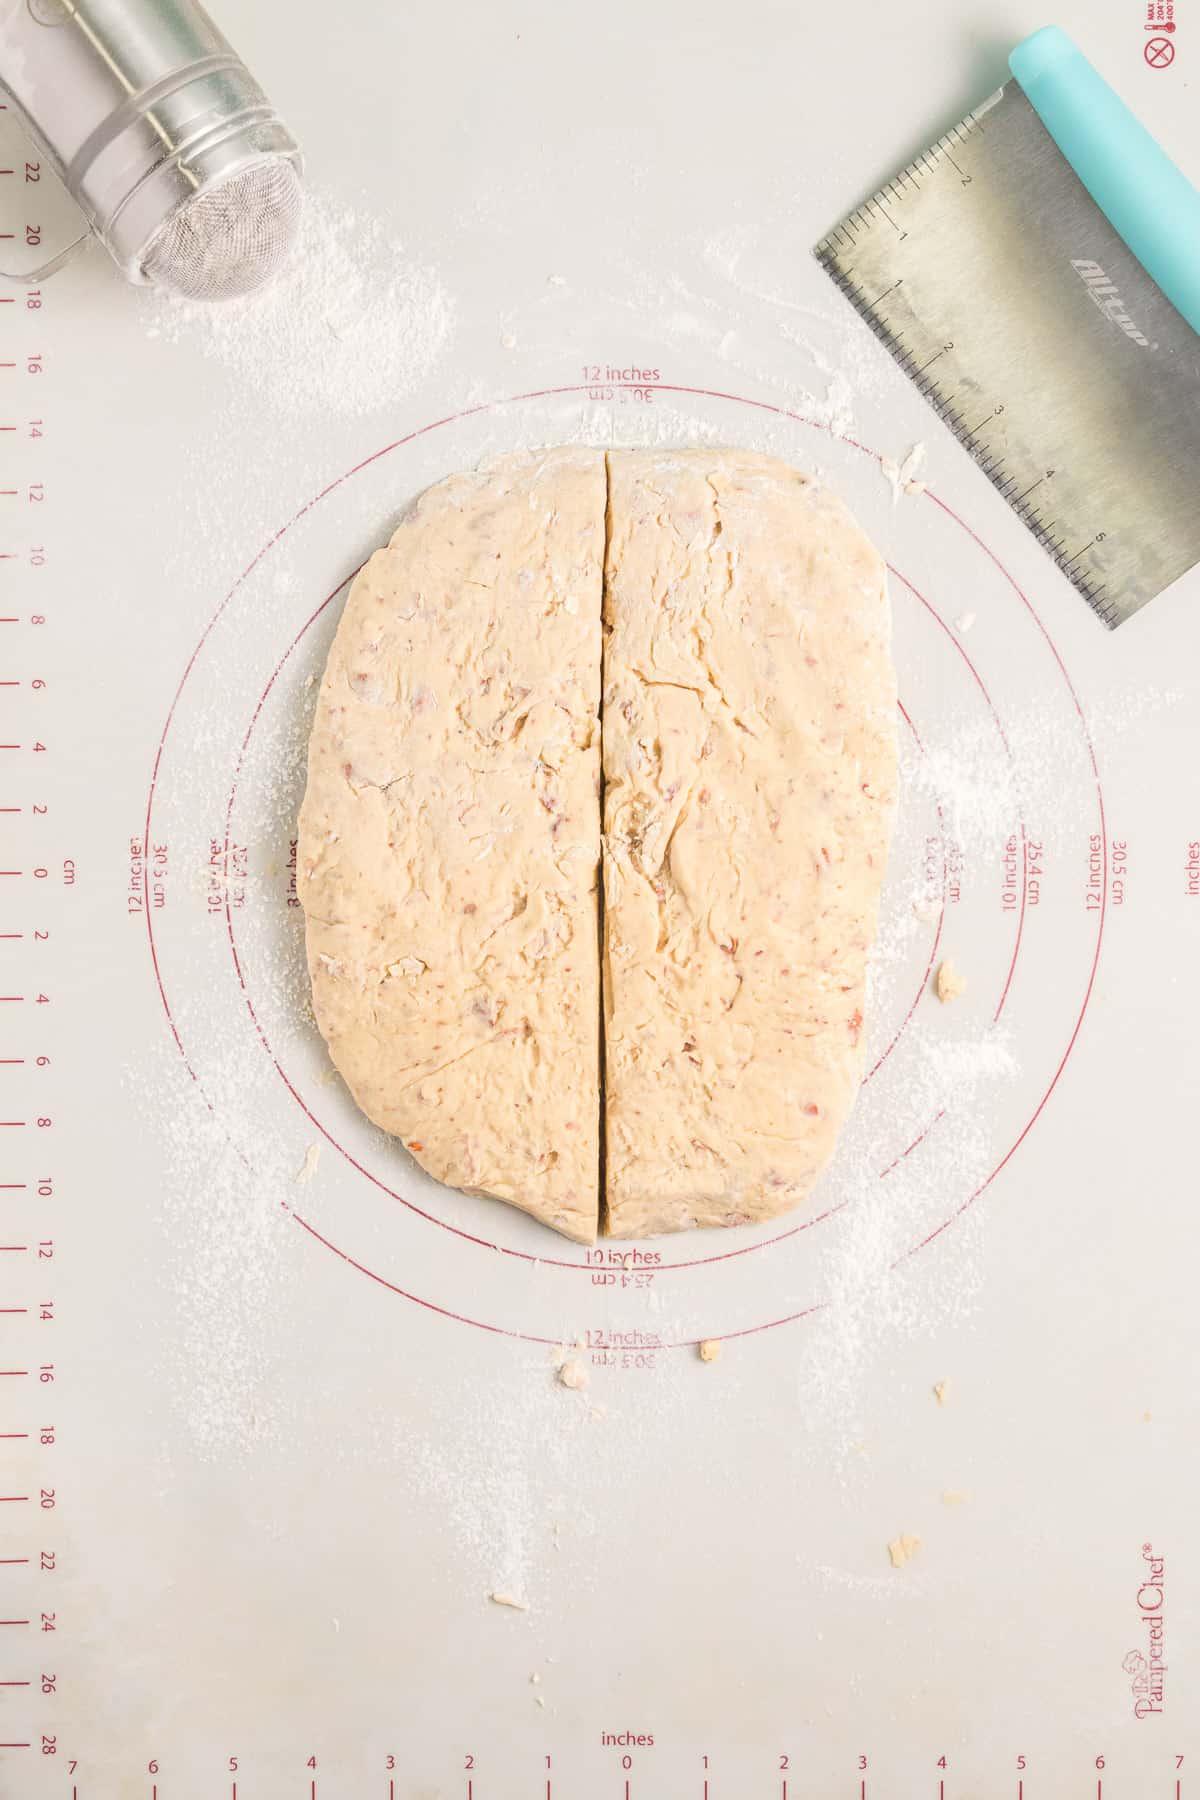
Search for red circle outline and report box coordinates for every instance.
[141,382,1106,1344]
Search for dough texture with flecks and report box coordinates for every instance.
[601,450,897,1238]
[297,449,604,1243]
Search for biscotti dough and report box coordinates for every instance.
[934,957,967,1003]
[298,448,896,1242]
[602,451,897,1237]
[298,449,605,1243]
[888,1532,921,1569]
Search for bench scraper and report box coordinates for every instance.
[814,25,1200,627]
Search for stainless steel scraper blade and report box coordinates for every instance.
[815,82,1200,626]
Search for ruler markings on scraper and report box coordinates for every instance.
[816,83,1200,626]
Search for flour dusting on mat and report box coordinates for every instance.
[128,1042,301,1460]
[141,188,456,418]
[881,443,928,503]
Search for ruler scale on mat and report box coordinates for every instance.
[814,79,1200,627]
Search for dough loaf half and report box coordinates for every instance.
[602,451,897,1236]
[298,448,896,1242]
[299,449,605,1243]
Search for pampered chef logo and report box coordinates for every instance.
[1122,1542,1167,1718]
[1072,258,1152,345]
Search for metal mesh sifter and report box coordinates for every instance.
[0,0,303,299]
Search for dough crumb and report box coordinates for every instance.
[500,331,517,350]
[1143,1410,1153,1422]
[530,1672,540,1684]
[955,611,976,634]
[489,1591,529,1611]
[535,1694,546,1708]
[900,442,927,495]
[942,1489,969,1505]
[698,1338,721,1362]
[933,1380,949,1405]
[882,443,926,504]
[934,960,967,1004]
[294,1143,321,1186]
[317,1065,341,1088]
[547,273,566,286]
[888,1532,921,1569]
[557,1358,588,1391]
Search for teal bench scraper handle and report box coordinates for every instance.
[1010,25,1200,336]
